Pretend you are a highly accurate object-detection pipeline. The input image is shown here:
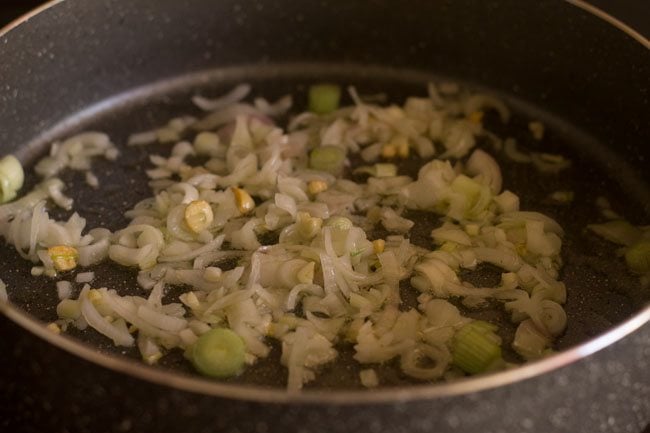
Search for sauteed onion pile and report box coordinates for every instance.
[2,82,616,390]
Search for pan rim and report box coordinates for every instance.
[0,0,649,404]
[2,300,649,403]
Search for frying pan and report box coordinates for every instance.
[0,0,649,432]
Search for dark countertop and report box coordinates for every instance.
[588,0,650,37]
[2,1,650,37]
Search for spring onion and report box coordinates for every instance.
[308,84,341,114]
[0,155,24,203]
[309,145,346,174]
[325,216,353,231]
[56,299,81,320]
[451,321,502,374]
[191,328,246,378]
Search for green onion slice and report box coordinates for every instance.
[308,84,341,114]
[309,145,346,174]
[191,328,246,378]
[0,155,24,203]
[452,320,502,374]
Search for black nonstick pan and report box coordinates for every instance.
[0,1,649,432]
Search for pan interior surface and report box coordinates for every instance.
[1,63,649,390]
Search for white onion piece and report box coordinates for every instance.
[360,369,379,388]
[78,236,110,267]
[538,300,567,336]
[530,153,571,173]
[380,208,414,234]
[56,280,72,300]
[137,334,163,364]
[275,193,297,218]
[159,235,225,263]
[413,259,460,297]
[473,247,522,272]
[254,95,292,117]
[499,211,564,236]
[28,200,46,258]
[229,219,262,251]
[81,296,134,347]
[400,343,450,380]
[192,103,261,132]
[192,84,251,111]
[466,149,502,194]
[431,226,472,246]
[202,289,255,316]
[0,179,56,224]
[440,121,476,159]
[493,190,519,213]
[463,94,510,123]
[512,319,550,360]
[128,130,158,146]
[587,220,641,246]
[0,279,8,302]
[99,289,178,345]
[137,305,187,333]
[422,299,464,328]
[526,220,561,257]
[75,272,95,284]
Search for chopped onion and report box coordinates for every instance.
[359,369,379,387]
[466,149,502,194]
[0,155,25,203]
[137,305,187,332]
[0,279,7,302]
[81,295,134,347]
[401,343,450,380]
[192,84,251,112]
[3,82,579,390]
[75,272,95,284]
[512,319,550,360]
[56,280,73,300]
[587,220,640,246]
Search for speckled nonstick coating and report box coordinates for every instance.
[0,1,648,432]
